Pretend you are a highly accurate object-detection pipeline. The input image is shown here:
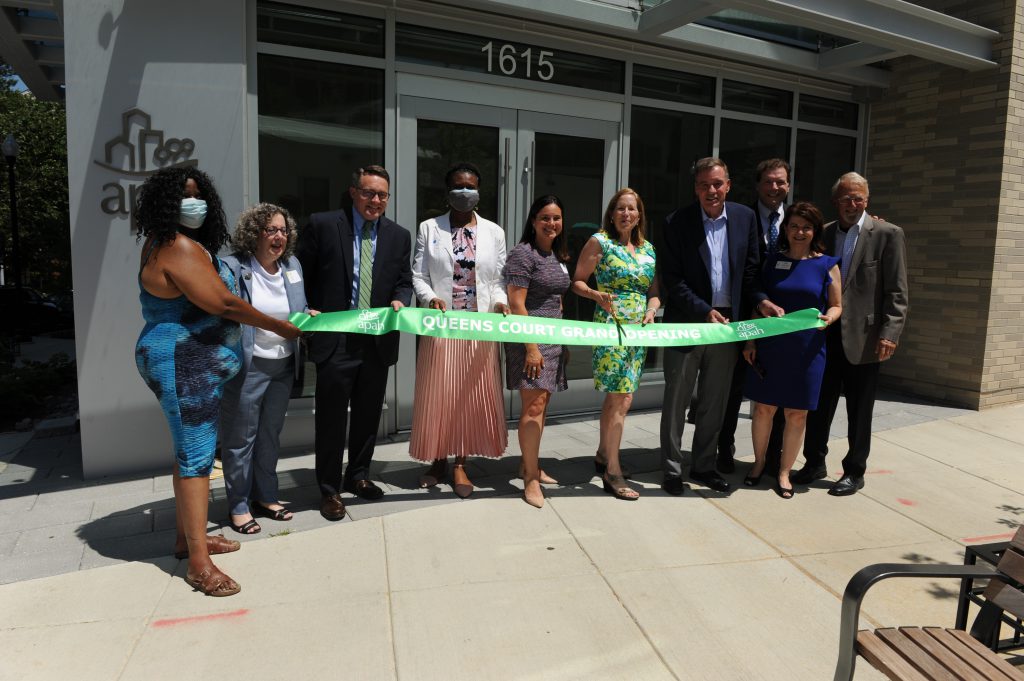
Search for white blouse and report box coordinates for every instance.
[250,256,293,359]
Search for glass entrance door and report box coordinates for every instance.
[395,95,619,427]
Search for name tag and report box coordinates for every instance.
[775,261,792,270]
[286,270,302,284]
[559,263,569,274]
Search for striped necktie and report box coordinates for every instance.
[358,222,374,309]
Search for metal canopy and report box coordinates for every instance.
[0,0,63,101]
[457,0,999,88]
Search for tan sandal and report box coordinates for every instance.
[452,464,473,499]
[185,566,241,597]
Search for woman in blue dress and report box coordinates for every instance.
[742,202,842,499]
[135,167,300,596]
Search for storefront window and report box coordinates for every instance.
[794,130,856,208]
[628,105,713,372]
[717,119,790,207]
[722,80,793,119]
[798,94,858,130]
[632,64,715,107]
[257,53,384,396]
[257,2,384,57]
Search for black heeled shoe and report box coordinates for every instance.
[774,482,794,499]
[743,463,765,487]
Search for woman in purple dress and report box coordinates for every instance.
[743,202,842,499]
[505,195,571,508]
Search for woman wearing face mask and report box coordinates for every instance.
[410,162,510,497]
[135,167,300,597]
[218,203,316,535]
[505,195,571,508]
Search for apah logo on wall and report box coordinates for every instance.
[93,108,197,227]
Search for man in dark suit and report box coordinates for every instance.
[296,165,413,520]
[717,158,790,474]
[792,171,908,496]
[659,157,783,495]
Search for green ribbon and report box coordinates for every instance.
[290,307,825,347]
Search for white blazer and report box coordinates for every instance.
[412,212,508,312]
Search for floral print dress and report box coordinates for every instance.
[591,231,656,393]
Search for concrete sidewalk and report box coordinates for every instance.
[1,395,1023,680]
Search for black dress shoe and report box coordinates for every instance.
[344,479,385,500]
[661,477,687,496]
[689,470,732,493]
[790,465,828,485]
[320,494,347,521]
[828,476,864,496]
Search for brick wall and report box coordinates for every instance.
[865,0,1022,408]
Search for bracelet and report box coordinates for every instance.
[646,307,657,314]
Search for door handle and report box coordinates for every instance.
[502,136,511,230]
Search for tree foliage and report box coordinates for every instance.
[0,62,70,293]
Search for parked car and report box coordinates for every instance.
[0,286,72,336]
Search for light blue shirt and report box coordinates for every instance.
[351,210,379,308]
[835,211,865,286]
[702,206,731,308]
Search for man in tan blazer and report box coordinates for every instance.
[792,172,909,496]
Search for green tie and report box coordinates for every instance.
[358,222,374,309]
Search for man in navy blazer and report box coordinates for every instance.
[296,165,413,520]
[717,158,791,475]
[658,157,782,495]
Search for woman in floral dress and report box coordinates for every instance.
[571,188,660,500]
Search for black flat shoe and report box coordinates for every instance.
[828,475,864,496]
[689,470,732,494]
[743,473,762,487]
[790,465,828,485]
[774,483,794,499]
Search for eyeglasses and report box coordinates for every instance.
[261,226,291,236]
[836,195,867,205]
[356,189,390,201]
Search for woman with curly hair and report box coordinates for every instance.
[134,167,300,597]
[219,203,314,535]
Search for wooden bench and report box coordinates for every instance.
[834,526,1024,680]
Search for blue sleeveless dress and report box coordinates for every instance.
[135,244,242,477]
[744,253,839,410]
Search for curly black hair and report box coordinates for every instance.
[134,166,229,253]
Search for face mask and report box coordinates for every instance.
[179,198,208,229]
[448,188,480,213]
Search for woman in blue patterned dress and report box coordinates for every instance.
[571,188,660,500]
[135,167,300,596]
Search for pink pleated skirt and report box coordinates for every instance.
[409,336,508,461]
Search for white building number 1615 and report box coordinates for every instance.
[480,42,554,81]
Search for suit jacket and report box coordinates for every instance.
[412,212,508,311]
[296,208,413,366]
[658,201,767,340]
[825,215,908,365]
[221,253,307,380]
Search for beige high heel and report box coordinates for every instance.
[452,463,473,499]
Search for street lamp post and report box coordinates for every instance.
[2,133,20,290]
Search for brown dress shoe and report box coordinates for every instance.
[320,493,347,521]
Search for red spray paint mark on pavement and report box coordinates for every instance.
[152,609,249,628]
[896,498,917,507]
[962,532,1015,544]
[867,469,894,475]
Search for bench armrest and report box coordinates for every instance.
[833,563,1007,681]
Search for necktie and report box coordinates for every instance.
[840,226,856,284]
[767,211,779,254]
[358,222,373,308]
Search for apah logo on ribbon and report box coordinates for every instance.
[736,321,765,340]
[93,108,198,229]
[357,309,384,332]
